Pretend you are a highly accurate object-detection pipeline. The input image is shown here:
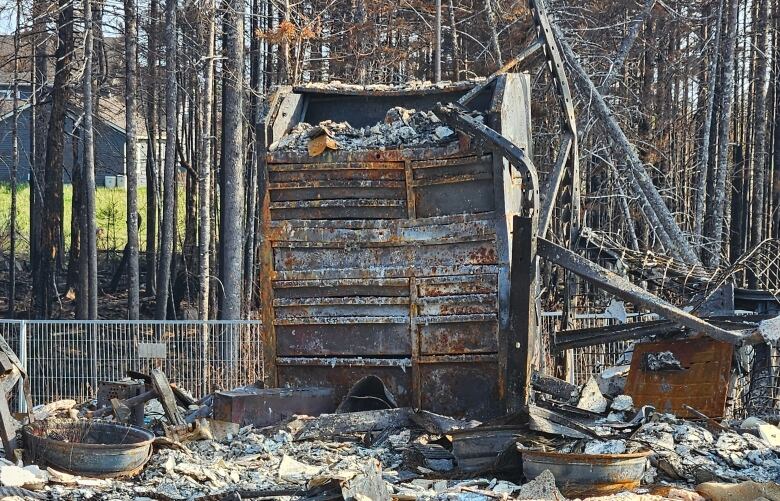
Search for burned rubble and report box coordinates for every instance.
[269,106,483,153]
[0,352,776,501]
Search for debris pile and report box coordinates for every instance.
[1,342,780,501]
[269,106,484,153]
[635,415,780,484]
[297,79,483,93]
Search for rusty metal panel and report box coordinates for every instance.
[273,278,409,298]
[412,156,495,217]
[277,322,411,357]
[269,161,407,221]
[419,315,499,355]
[624,337,734,418]
[418,357,501,419]
[273,296,410,319]
[277,362,413,407]
[272,239,498,272]
[274,264,500,282]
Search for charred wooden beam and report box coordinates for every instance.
[508,216,538,412]
[531,371,579,402]
[537,237,752,345]
[151,369,186,427]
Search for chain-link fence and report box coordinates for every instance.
[0,320,263,410]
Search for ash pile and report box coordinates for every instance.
[269,106,484,153]
[296,79,483,94]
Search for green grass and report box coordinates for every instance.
[0,183,186,255]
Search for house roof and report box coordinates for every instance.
[1,30,148,137]
[0,89,153,139]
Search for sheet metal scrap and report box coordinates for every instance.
[213,386,335,428]
[624,337,733,418]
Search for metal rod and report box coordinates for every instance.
[435,0,442,82]
[536,237,749,346]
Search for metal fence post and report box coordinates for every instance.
[17,321,27,413]
[201,322,209,397]
[92,322,98,400]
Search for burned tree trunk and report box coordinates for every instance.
[749,0,770,253]
[705,0,739,268]
[145,0,160,297]
[694,0,724,248]
[155,0,178,319]
[220,0,246,321]
[84,0,99,319]
[125,0,140,319]
[198,2,216,321]
[484,0,502,65]
[8,2,21,318]
[35,0,74,317]
[30,0,49,305]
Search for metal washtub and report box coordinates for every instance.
[23,419,155,477]
[521,449,651,496]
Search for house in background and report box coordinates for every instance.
[0,83,162,187]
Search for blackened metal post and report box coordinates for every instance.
[435,0,442,82]
[507,216,538,412]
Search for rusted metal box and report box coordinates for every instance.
[261,77,532,419]
[96,380,146,427]
[213,386,335,427]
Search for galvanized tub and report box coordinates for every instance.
[23,419,155,478]
[521,449,651,497]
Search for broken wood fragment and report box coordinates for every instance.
[531,371,579,403]
[150,369,186,427]
[295,408,414,441]
[307,128,340,157]
[88,389,157,419]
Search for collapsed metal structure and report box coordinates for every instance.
[260,77,532,420]
[258,0,777,420]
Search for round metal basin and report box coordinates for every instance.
[23,419,155,478]
[521,449,651,497]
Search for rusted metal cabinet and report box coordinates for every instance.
[260,76,531,419]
